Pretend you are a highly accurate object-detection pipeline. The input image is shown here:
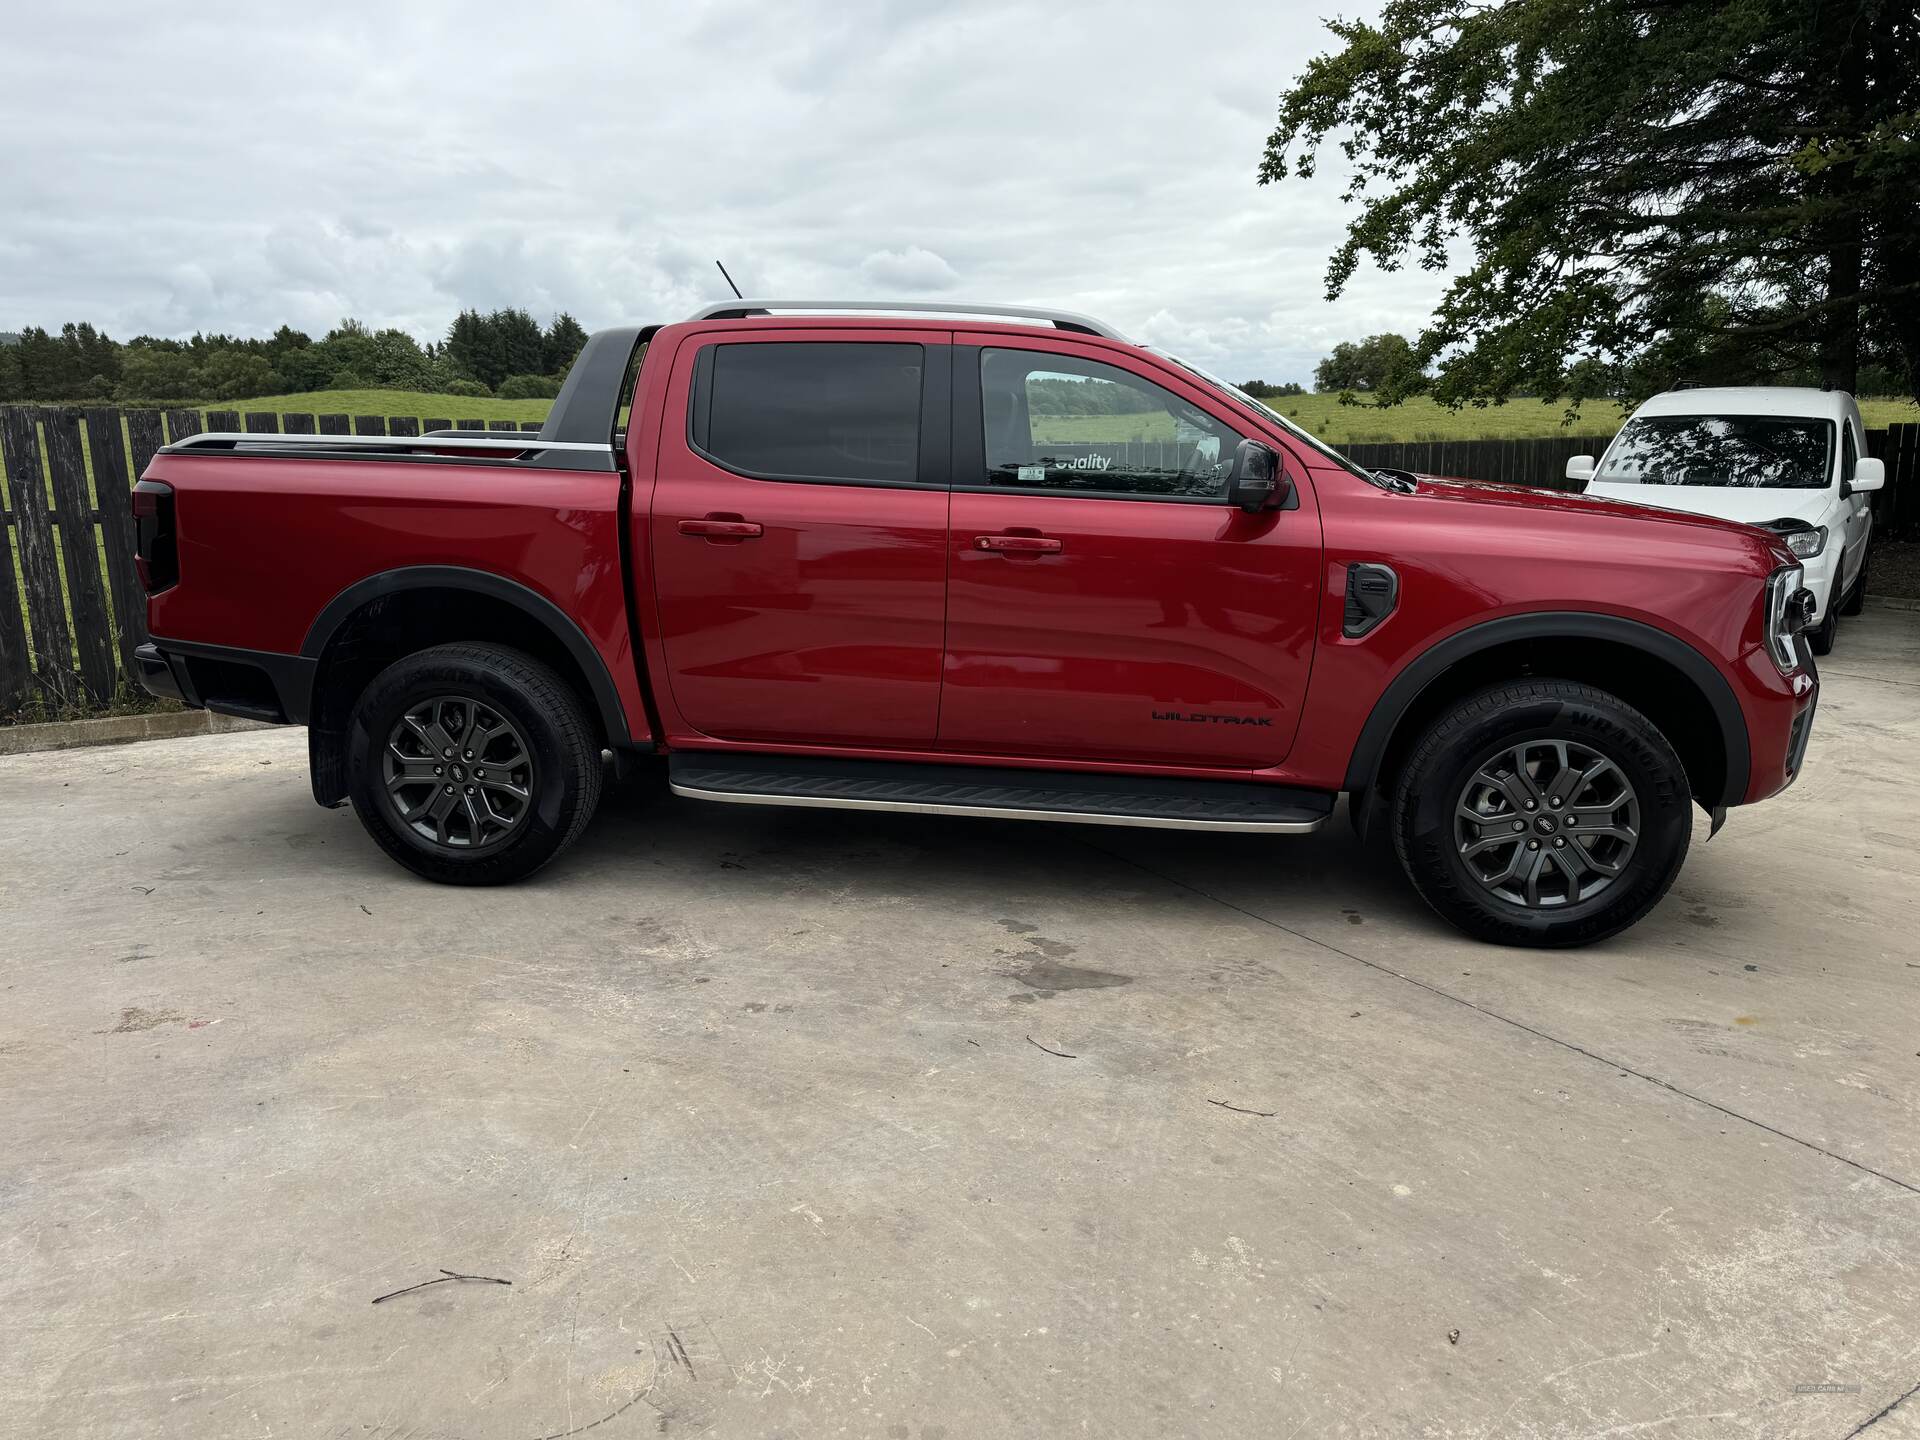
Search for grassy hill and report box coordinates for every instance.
[182,388,1625,442]
[196,388,552,426]
[173,387,1920,444]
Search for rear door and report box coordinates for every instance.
[649,330,952,747]
[939,339,1321,767]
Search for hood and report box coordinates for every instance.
[1410,473,1777,538]
[1582,480,1831,529]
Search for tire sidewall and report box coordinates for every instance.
[348,653,588,882]
[1400,692,1691,945]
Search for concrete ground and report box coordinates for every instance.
[3,613,1918,1440]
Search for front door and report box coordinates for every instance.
[938,340,1321,768]
[649,331,952,747]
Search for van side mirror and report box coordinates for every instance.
[1228,439,1287,513]
[1565,455,1597,484]
[1851,457,1885,494]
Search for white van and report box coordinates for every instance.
[1568,387,1883,653]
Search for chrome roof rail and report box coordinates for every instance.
[686,299,1129,341]
[156,430,615,473]
[161,431,609,454]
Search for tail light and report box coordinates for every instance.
[132,479,178,592]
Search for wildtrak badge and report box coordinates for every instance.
[1152,710,1273,726]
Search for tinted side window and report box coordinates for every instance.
[976,348,1240,499]
[695,342,922,485]
[1842,424,1857,487]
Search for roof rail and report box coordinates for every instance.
[158,430,615,473]
[686,300,1129,341]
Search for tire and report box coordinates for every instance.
[1808,580,1840,655]
[1840,547,1868,616]
[1390,680,1692,947]
[347,643,603,885]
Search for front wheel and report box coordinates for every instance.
[347,643,604,885]
[1391,681,1692,947]
[1808,582,1840,655]
[1840,547,1868,616]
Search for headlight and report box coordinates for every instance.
[1775,523,1827,559]
[1764,564,1806,673]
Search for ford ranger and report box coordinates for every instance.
[132,301,1820,946]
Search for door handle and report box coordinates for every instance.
[975,534,1062,554]
[678,517,763,540]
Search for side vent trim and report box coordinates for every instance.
[1343,562,1399,638]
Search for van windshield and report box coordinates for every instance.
[1597,415,1834,489]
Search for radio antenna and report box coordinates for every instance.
[715,261,744,299]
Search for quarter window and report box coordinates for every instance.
[694,341,923,485]
[977,348,1241,499]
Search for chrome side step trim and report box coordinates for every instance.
[668,782,1330,833]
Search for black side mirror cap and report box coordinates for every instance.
[1228,439,1288,513]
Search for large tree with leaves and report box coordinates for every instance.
[1261,0,1920,408]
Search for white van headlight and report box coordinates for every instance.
[1767,522,1827,559]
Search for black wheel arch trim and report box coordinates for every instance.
[1343,610,1749,816]
[300,565,641,748]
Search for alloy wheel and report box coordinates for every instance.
[383,695,535,851]
[1453,739,1640,908]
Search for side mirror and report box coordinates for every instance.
[1228,439,1288,513]
[1851,457,1885,494]
[1565,455,1597,483]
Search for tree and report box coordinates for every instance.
[1313,334,1421,394]
[541,313,589,375]
[1239,379,1306,399]
[1259,0,1920,407]
[118,346,202,401]
[195,350,278,400]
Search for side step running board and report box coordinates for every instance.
[668,755,1333,833]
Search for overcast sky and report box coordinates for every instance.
[1,0,1439,385]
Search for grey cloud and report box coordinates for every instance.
[859,247,961,292]
[0,0,1426,384]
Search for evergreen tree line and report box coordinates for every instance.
[0,309,590,405]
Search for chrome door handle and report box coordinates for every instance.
[975,534,1062,554]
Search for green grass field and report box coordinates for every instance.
[191,388,1920,444]
[195,388,551,426]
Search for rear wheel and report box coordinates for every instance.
[1391,680,1692,947]
[347,643,603,885]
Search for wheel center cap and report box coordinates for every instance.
[1535,815,1557,835]
[451,763,467,782]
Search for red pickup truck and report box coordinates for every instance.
[132,301,1818,946]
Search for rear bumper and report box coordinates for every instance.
[135,639,315,725]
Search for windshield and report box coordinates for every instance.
[1597,415,1835,489]
[1146,347,1388,487]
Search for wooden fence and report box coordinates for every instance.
[0,405,1915,722]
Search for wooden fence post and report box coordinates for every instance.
[0,409,81,707]
[165,409,203,443]
[388,416,420,437]
[283,413,317,434]
[317,414,350,435]
[126,409,165,478]
[40,410,118,702]
[244,412,279,433]
[0,411,34,712]
[84,407,148,673]
[354,415,387,436]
